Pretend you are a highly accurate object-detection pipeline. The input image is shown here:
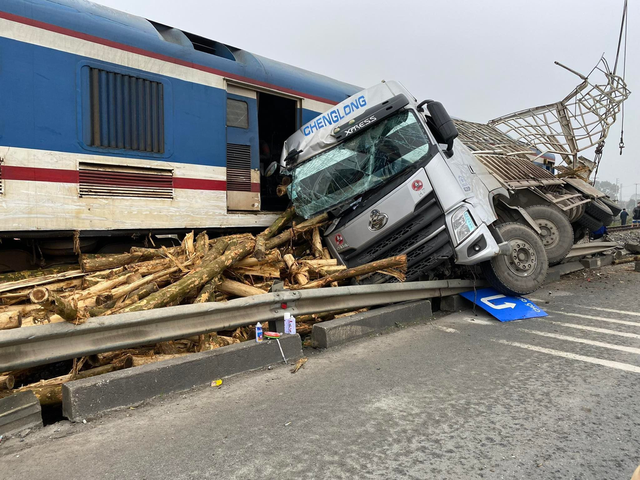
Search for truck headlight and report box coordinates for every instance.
[451,208,477,244]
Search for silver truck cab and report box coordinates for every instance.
[280,81,545,291]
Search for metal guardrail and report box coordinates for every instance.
[0,279,482,371]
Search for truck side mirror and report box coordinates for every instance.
[265,161,279,177]
[418,100,458,156]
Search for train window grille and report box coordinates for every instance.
[89,68,165,154]
[227,99,249,129]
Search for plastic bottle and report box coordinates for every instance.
[255,322,263,343]
[283,312,291,334]
[284,312,297,334]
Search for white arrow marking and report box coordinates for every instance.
[481,294,516,310]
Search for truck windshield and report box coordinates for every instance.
[290,110,432,218]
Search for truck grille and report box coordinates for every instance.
[343,192,453,283]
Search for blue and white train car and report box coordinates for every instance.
[0,0,359,246]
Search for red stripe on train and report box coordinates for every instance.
[0,11,339,106]
[0,166,261,192]
[2,165,79,183]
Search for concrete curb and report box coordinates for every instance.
[0,391,42,436]
[62,334,302,422]
[311,300,432,349]
[580,254,614,269]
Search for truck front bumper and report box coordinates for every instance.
[453,223,501,266]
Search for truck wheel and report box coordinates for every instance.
[577,212,603,232]
[586,199,613,222]
[525,205,574,266]
[480,223,548,296]
[600,197,622,216]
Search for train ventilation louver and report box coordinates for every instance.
[88,67,164,154]
[78,163,173,199]
[226,144,252,192]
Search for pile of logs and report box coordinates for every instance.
[0,208,406,407]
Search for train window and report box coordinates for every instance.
[183,31,236,61]
[227,99,249,129]
[88,67,165,154]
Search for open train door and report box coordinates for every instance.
[225,84,260,211]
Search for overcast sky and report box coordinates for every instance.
[93,0,639,200]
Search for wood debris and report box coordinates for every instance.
[0,208,406,406]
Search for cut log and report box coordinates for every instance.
[76,271,141,300]
[0,265,78,284]
[228,264,284,278]
[131,353,188,367]
[218,279,267,298]
[0,270,85,294]
[322,247,332,260]
[119,239,256,313]
[195,231,210,257]
[260,206,296,240]
[235,251,282,267]
[312,227,323,259]
[613,255,640,265]
[19,310,65,328]
[0,374,15,391]
[193,278,219,303]
[266,213,329,250]
[291,255,407,290]
[254,210,295,260]
[0,311,21,330]
[130,245,183,258]
[0,356,133,406]
[283,254,309,286]
[79,252,150,272]
[300,259,339,267]
[0,278,82,305]
[29,287,79,323]
[89,282,159,317]
[87,348,154,367]
[108,266,181,302]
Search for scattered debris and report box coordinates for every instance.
[290,357,308,374]
[0,210,406,409]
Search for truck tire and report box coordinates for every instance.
[480,223,548,296]
[586,199,613,221]
[525,205,574,266]
[600,197,622,216]
[576,212,603,232]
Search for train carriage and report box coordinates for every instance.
[0,0,359,268]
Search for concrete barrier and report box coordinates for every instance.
[62,334,302,422]
[311,300,433,349]
[0,391,42,436]
[580,255,614,269]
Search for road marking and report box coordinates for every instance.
[547,310,640,327]
[564,305,640,317]
[546,321,640,340]
[435,326,458,333]
[522,329,640,355]
[464,317,496,325]
[495,340,640,373]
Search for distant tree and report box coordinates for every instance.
[626,198,638,211]
[594,180,619,199]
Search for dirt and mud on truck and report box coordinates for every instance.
[277,81,550,296]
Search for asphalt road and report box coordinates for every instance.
[1,263,640,479]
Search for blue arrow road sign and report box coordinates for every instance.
[460,288,548,322]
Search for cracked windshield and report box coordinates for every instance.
[290,110,432,218]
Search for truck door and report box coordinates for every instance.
[225,86,260,211]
